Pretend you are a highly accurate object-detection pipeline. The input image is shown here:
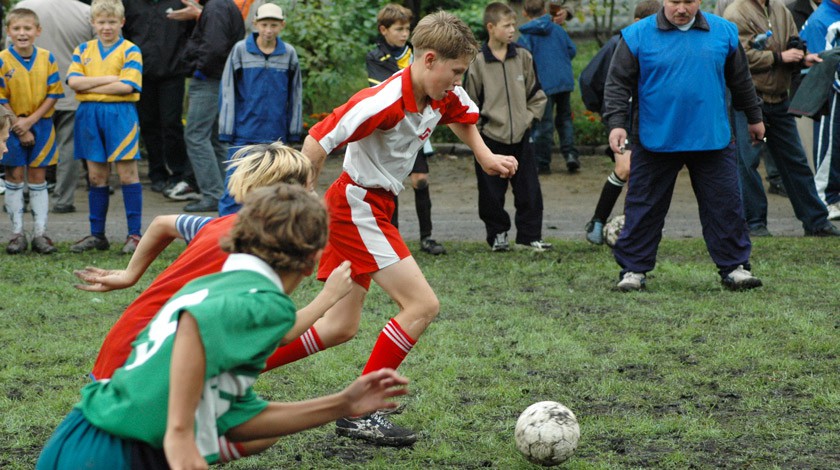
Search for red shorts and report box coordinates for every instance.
[317,172,411,289]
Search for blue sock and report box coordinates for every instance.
[89,186,110,237]
[122,182,143,237]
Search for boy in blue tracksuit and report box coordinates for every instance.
[518,0,578,174]
[218,3,302,215]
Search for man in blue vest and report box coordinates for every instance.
[603,0,765,292]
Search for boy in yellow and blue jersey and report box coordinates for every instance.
[0,8,64,255]
[67,0,143,255]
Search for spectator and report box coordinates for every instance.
[123,0,195,196]
[17,0,93,215]
[725,0,840,237]
[519,0,579,174]
[604,0,765,291]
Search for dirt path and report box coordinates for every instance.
[3,150,801,245]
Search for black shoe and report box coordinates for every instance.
[52,204,76,214]
[70,235,110,253]
[184,196,219,213]
[805,224,840,237]
[149,180,168,193]
[420,237,446,255]
[565,153,580,173]
[749,225,772,238]
[767,182,788,198]
[6,233,27,254]
[335,411,417,447]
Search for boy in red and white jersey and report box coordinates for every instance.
[300,10,519,446]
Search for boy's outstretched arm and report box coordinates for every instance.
[164,311,209,470]
[74,215,182,292]
[301,135,328,190]
[278,261,353,345]
[448,122,518,178]
[224,369,409,441]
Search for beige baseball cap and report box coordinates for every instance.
[255,3,285,21]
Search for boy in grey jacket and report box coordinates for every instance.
[464,2,550,252]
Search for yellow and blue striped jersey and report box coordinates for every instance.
[0,46,64,117]
[67,38,142,103]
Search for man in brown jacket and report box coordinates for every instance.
[724,0,840,237]
[465,2,549,252]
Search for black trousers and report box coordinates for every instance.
[137,76,192,185]
[474,131,544,246]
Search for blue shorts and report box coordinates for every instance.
[37,408,168,470]
[75,102,140,163]
[2,118,57,168]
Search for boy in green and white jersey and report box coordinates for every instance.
[37,184,409,469]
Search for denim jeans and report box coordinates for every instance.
[734,101,829,232]
[184,77,227,200]
[531,91,577,169]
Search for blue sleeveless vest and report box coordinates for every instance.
[622,14,738,152]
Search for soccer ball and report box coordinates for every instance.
[514,401,580,466]
[603,214,625,248]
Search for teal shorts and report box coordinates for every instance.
[74,101,140,163]
[37,408,167,470]
[2,118,57,168]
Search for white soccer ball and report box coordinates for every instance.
[514,401,580,466]
[603,214,625,248]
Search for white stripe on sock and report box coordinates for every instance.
[383,321,413,353]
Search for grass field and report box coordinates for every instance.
[1,237,838,468]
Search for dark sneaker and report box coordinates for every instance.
[149,180,167,193]
[164,181,201,201]
[585,219,605,245]
[767,182,788,198]
[749,225,773,238]
[31,235,57,254]
[721,265,762,291]
[420,237,446,255]
[804,223,840,237]
[6,233,27,254]
[565,153,580,173]
[122,235,141,254]
[335,411,417,447]
[70,235,110,253]
[184,196,219,213]
[491,232,510,252]
[518,240,553,252]
[52,204,76,214]
[617,272,645,292]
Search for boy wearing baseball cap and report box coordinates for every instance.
[217,2,303,215]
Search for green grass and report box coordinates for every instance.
[1,238,839,468]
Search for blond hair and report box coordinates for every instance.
[221,184,328,274]
[91,0,125,20]
[0,107,13,132]
[411,11,478,61]
[377,3,413,29]
[6,8,40,28]
[226,142,312,204]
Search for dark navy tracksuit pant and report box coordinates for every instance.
[474,131,544,246]
[614,142,752,278]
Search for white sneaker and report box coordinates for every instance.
[828,201,840,221]
[163,181,201,201]
[491,232,510,252]
[721,265,762,291]
[519,240,553,252]
[617,272,645,291]
[0,178,5,195]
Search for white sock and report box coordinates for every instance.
[29,182,49,237]
[4,180,25,234]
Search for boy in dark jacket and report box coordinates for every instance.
[364,3,446,255]
[518,0,578,173]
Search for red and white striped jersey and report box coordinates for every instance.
[308,65,478,194]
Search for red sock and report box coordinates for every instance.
[218,436,247,462]
[262,327,324,372]
[361,318,416,375]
